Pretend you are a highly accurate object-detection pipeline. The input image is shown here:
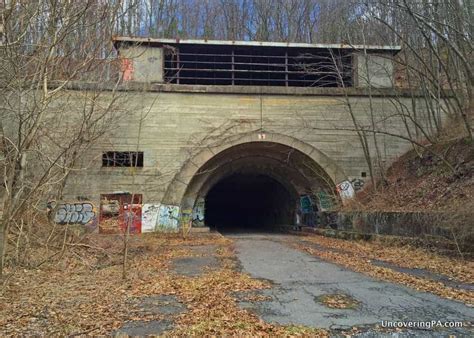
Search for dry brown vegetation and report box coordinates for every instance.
[2,230,473,336]
[0,233,327,336]
[354,138,474,212]
[293,235,474,305]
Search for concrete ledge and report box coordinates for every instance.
[48,81,455,98]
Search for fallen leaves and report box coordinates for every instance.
[299,235,473,284]
[317,294,359,309]
[291,236,474,305]
[0,233,328,336]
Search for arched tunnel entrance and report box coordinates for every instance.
[169,137,343,234]
[205,173,294,233]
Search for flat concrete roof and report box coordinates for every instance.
[113,36,401,53]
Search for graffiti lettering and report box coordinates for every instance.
[192,198,205,227]
[157,204,180,230]
[300,195,313,214]
[317,191,333,211]
[336,180,355,202]
[350,178,365,191]
[142,204,160,232]
[54,202,97,227]
[121,204,142,234]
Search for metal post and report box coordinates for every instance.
[176,49,180,84]
[231,49,235,85]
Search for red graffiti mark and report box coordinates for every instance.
[120,58,134,81]
[120,203,142,234]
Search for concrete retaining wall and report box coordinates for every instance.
[316,211,474,254]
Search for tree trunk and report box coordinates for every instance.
[0,215,8,277]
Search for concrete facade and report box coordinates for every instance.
[58,85,440,230]
[55,40,444,231]
[356,54,394,88]
[119,45,164,83]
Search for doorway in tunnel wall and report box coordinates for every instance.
[205,173,295,233]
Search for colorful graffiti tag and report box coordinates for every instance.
[120,204,142,234]
[299,195,317,226]
[120,58,134,81]
[53,202,97,228]
[157,204,180,230]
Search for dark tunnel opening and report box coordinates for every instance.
[205,173,295,233]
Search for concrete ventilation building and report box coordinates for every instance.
[57,37,440,233]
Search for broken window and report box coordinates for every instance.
[102,151,144,167]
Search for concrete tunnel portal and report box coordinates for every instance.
[176,139,339,233]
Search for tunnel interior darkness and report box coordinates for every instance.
[205,173,295,233]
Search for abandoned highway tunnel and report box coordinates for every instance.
[57,37,426,234]
[172,140,338,233]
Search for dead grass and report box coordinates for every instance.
[294,235,474,305]
[351,138,474,212]
[0,233,328,336]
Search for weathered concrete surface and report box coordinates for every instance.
[170,244,220,277]
[231,234,473,335]
[115,295,184,337]
[171,256,220,277]
[118,45,164,83]
[132,295,186,315]
[59,87,443,209]
[356,54,394,88]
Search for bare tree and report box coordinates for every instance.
[363,0,473,140]
[0,0,125,276]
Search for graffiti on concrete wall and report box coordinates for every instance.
[335,178,365,203]
[53,202,97,228]
[350,178,365,191]
[120,58,134,81]
[157,204,180,230]
[99,194,142,234]
[317,191,333,211]
[180,209,193,235]
[336,180,355,202]
[142,204,160,232]
[299,195,317,227]
[121,204,142,234]
[300,195,313,214]
[192,198,205,227]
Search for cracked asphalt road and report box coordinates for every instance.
[230,233,474,335]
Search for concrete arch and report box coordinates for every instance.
[162,131,347,207]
